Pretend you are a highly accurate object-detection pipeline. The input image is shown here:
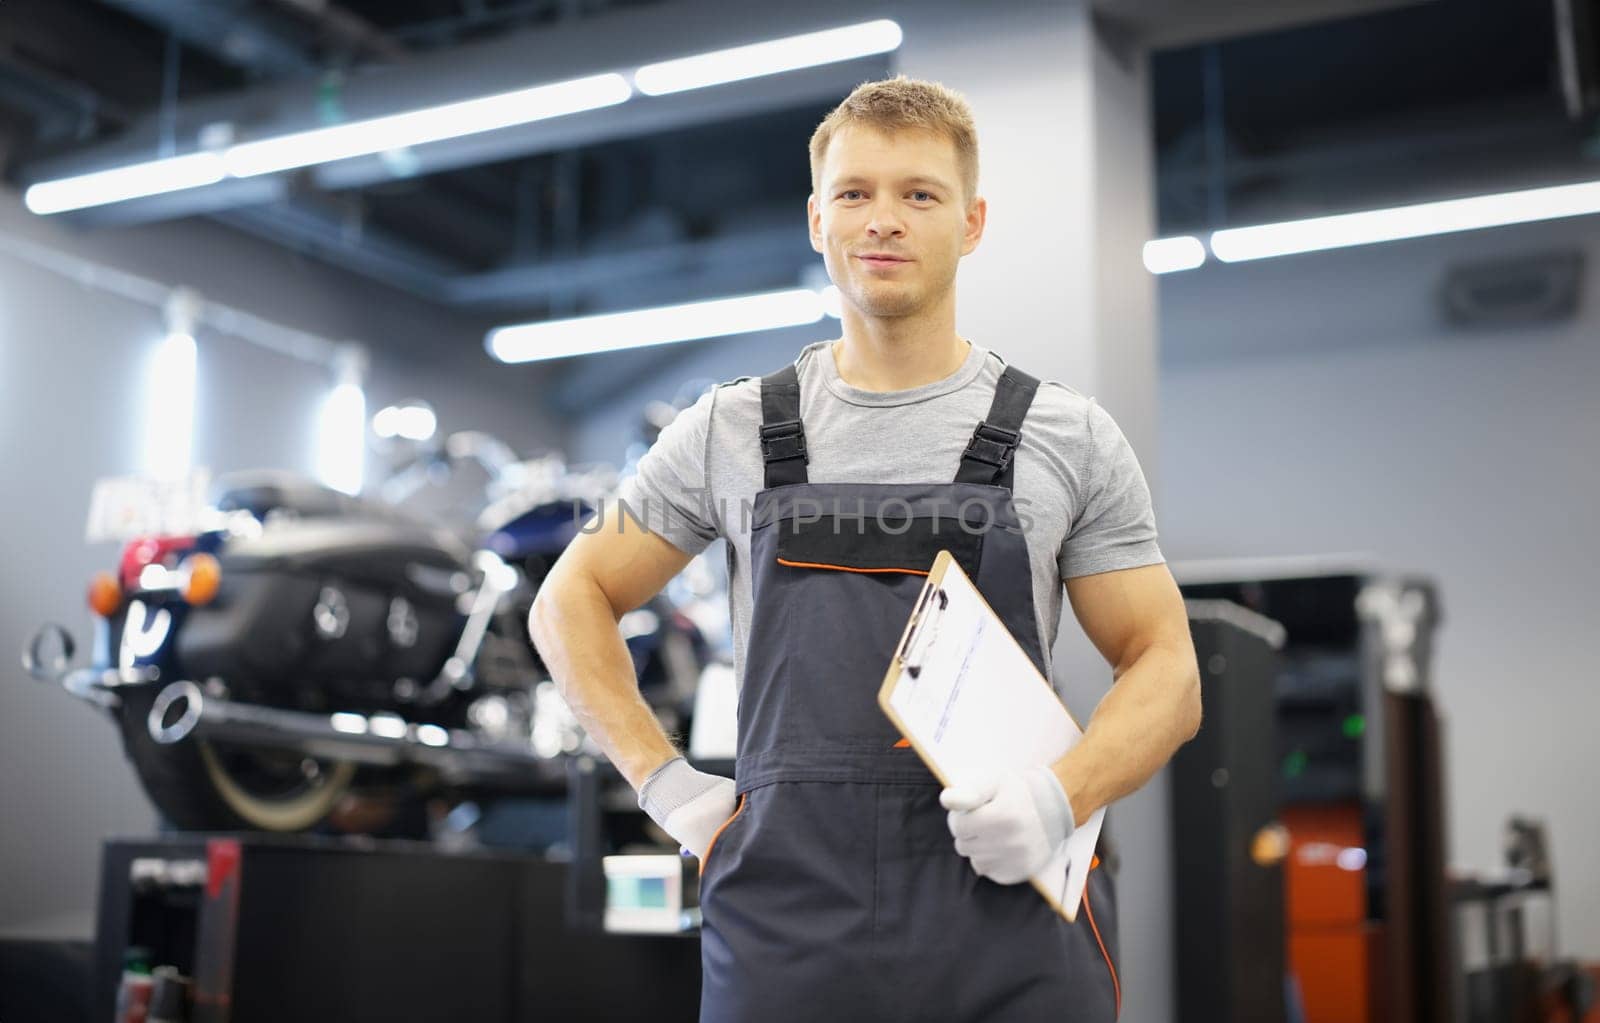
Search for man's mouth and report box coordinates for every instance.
[858,255,910,269]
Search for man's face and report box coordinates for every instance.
[808,125,985,320]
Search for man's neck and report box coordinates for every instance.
[830,304,970,392]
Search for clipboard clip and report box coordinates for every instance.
[897,585,948,679]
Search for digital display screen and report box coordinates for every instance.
[608,874,669,910]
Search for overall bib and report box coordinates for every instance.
[697,361,1122,1023]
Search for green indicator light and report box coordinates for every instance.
[1343,714,1365,740]
[1283,749,1308,778]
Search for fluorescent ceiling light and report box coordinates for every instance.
[819,285,843,319]
[1210,179,1600,262]
[634,19,902,96]
[1142,236,1206,274]
[143,332,198,480]
[417,724,450,747]
[372,402,437,441]
[369,715,408,739]
[24,153,226,215]
[330,712,368,735]
[487,288,826,363]
[28,74,627,213]
[31,19,897,214]
[225,73,631,178]
[316,381,367,496]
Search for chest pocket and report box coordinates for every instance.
[773,507,985,579]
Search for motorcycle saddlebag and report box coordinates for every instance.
[175,519,472,689]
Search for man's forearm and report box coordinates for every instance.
[528,574,681,791]
[1050,643,1201,823]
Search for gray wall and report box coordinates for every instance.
[565,325,835,465]
[0,187,564,936]
[1158,214,1600,957]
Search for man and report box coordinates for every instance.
[530,75,1201,1022]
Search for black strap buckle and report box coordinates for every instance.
[962,421,1021,471]
[759,419,809,464]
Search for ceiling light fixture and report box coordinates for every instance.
[1142,236,1206,274]
[24,153,227,216]
[634,20,903,96]
[28,18,900,216]
[1209,180,1600,262]
[486,288,829,363]
[224,73,631,178]
[25,74,630,213]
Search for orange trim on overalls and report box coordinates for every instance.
[1082,855,1121,1017]
[775,557,931,576]
[698,793,747,878]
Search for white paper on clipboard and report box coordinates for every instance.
[878,550,1105,922]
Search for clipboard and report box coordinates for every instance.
[877,550,1105,922]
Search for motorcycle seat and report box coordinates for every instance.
[214,470,415,524]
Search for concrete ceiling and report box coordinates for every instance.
[1,0,1568,354]
[1094,0,1430,48]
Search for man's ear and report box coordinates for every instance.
[960,195,988,257]
[807,193,822,253]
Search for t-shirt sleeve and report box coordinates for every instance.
[612,389,720,556]
[1058,399,1166,579]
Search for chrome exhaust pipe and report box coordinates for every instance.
[146,680,566,790]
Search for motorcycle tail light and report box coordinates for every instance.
[119,534,197,591]
[87,571,122,618]
[183,553,222,605]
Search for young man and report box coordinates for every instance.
[530,76,1201,1022]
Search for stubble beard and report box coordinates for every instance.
[846,262,954,319]
[852,284,922,318]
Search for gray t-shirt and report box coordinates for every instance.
[615,339,1164,687]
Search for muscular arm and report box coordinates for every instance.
[527,502,696,791]
[1050,563,1202,822]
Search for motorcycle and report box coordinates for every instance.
[23,427,710,835]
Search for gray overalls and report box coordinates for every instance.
[698,359,1121,1022]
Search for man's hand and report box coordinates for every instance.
[637,756,737,859]
[940,766,1076,884]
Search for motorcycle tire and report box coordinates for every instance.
[116,685,356,832]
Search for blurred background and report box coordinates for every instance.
[1,1,1596,1021]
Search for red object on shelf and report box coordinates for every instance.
[1284,802,1375,1023]
[1541,964,1600,1023]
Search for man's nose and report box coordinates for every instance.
[866,201,906,238]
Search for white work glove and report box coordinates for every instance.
[940,765,1077,885]
[637,756,737,860]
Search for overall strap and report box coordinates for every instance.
[954,364,1041,490]
[759,363,809,488]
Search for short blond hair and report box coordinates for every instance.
[808,75,979,203]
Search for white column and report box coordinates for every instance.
[898,4,1169,1021]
